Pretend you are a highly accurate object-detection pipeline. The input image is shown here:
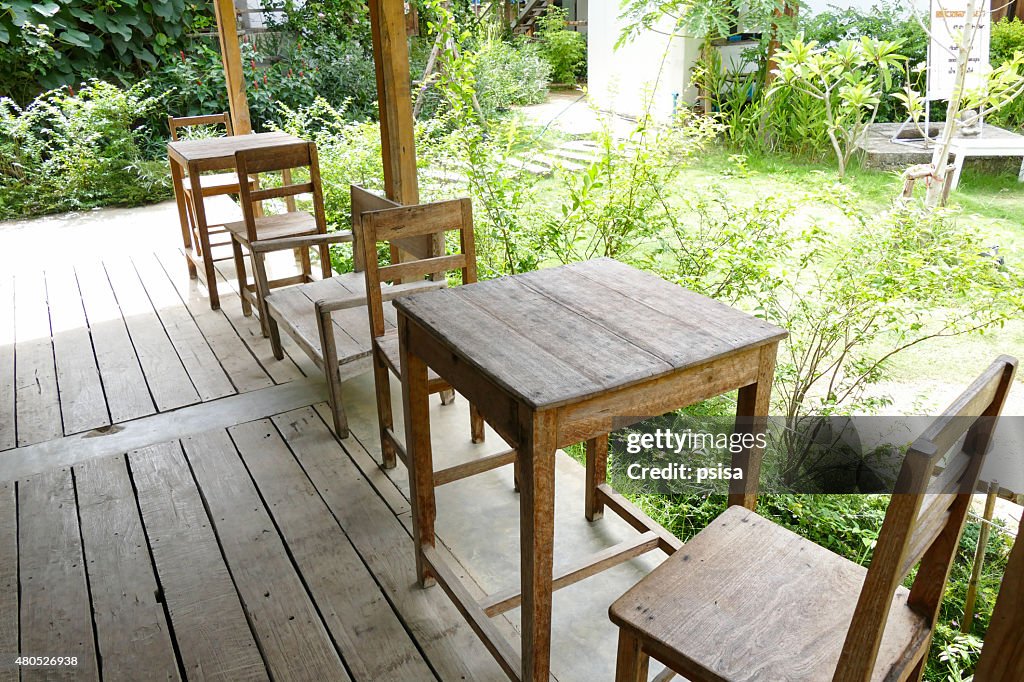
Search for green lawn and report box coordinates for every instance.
[624,146,1024,412]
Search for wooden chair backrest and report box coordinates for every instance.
[834,355,1017,681]
[234,142,327,244]
[357,198,477,339]
[168,112,233,141]
[350,185,400,273]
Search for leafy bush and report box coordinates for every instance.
[991,17,1024,66]
[801,1,927,122]
[141,33,378,157]
[262,0,370,49]
[535,6,586,85]
[0,80,170,218]
[989,18,1024,130]
[0,0,211,103]
[771,36,907,177]
[539,109,722,265]
[474,36,551,115]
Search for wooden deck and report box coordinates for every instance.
[0,200,663,681]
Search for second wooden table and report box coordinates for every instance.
[394,257,788,681]
[167,131,303,309]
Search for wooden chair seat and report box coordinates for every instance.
[224,211,318,245]
[374,331,448,390]
[610,506,929,682]
[264,273,381,370]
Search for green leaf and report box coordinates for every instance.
[59,28,93,47]
[0,23,8,44]
[33,1,62,18]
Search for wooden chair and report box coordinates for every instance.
[168,113,255,264]
[358,199,514,481]
[609,355,1018,682]
[226,141,332,336]
[257,185,445,438]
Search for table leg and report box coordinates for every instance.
[728,343,778,510]
[399,314,437,588]
[169,159,197,278]
[520,408,557,681]
[585,436,608,521]
[188,166,220,310]
[1018,156,1024,183]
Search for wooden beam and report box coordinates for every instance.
[369,0,419,205]
[213,0,252,134]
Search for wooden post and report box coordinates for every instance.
[369,0,419,206]
[962,480,1000,632]
[973,512,1024,680]
[213,0,252,135]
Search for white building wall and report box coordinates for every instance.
[587,4,699,121]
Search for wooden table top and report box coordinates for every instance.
[394,258,788,410]
[167,131,302,170]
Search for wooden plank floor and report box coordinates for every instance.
[0,249,309,450]
[1,409,515,681]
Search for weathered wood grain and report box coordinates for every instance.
[128,442,267,682]
[209,259,312,383]
[231,418,433,681]
[609,506,926,682]
[44,268,109,435]
[131,254,235,402]
[18,468,99,681]
[75,455,180,681]
[13,269,61,446]
[0,274,15,450]
[104,259,200,411]
[0,481,17,682]
[180,429,350,682]
[272,407,507,681]
[152,249,274,393]
[74,261,155,423]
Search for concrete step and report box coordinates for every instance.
[525,153,585,171]
[547,147,601,164]
[506,157,554,175]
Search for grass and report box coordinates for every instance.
[642,146,1024,412]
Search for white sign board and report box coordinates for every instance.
[927,0,991,100]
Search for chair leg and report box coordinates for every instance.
[323,363,349,439]
[586,436,608,521]
[469,403,485,444]
[373,352,397,469]
[319,243,332,279]
[513,456,521,493]
[250,250,272,337]
[231,238,251,317]
[298,246,312,281]
[268,314,285,361]
[615,630,650,682]
[439,388,455,405]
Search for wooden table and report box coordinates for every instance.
[167,131,303,309]
[394,258,788,681]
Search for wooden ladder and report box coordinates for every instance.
[512,0,551,34]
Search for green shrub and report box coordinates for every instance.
[535,6,586,85]
[0,80,170,219]
[801,2,927,123]
[474,36,551,115]
[991,17,1024,66]
[0,0,212,104]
